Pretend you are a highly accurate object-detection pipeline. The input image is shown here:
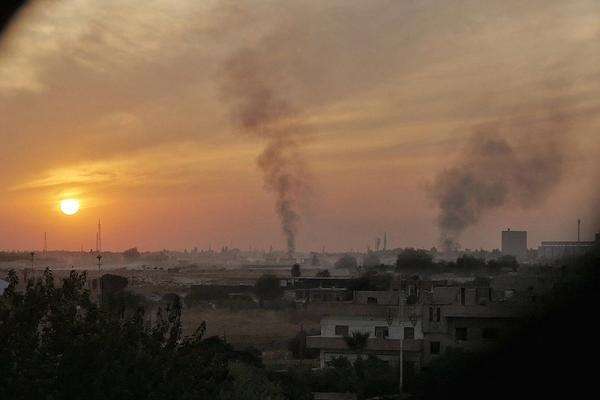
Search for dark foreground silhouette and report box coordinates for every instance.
[1,248,598,399]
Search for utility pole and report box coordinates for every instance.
[386,290,406,397]
[399,291,406,396]
[97,254,103,305]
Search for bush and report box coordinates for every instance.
[288,329,320,359]
[255,274,283,306]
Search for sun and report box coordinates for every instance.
[60,199,80,215]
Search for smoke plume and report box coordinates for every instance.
[433,114,569,250]
[220,48,308,257]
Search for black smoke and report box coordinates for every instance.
[220,48,308,257]
[433,115,568,250]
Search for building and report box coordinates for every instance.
[307,313,424,370]
[501,229,528,258]
[538,238,598,260]
[307,281,540,373]
[421,285,533,364]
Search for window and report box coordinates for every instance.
[334,325,349,336]
[367,297,378,304]
[375,326,389,338]
[403,327,415,340]
[436,307,441,322]
[482,328,499,340]
[460,287,466,305]
[456,327,468,341]
[430,341,441,355]
[429,307,434,322]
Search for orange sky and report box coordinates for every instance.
[0,0,599,252]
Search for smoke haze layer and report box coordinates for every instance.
[433,114,569,250]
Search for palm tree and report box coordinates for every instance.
[343,331,371,361]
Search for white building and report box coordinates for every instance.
[307,314,424,369]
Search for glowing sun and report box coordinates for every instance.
[60,199,80,215]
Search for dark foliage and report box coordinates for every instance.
[348,270,392,291]
[288,329,320,359]
[254,274,284,305]
[395,248,435,271]
[316,269,331,277]
[0,269,284,400]
[291,263,301,277]
[334,254,358,269]
[486,254,518,271]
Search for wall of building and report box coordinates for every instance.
[502,229,528,258]
[320,317,424,340]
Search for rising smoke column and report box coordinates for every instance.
[433,116,568,250]
[220,48,308,256]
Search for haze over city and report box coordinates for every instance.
[1,0,599,253]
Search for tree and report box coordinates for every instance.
[0,268,284,400]
[348,270,392,291]
[362,251,381,268]
[122,247,141,262]
[316,269,331,277]
[396,248,436,271]
[288,329,319,359]
[487,255,518,272]
[343,331,371,359]
[291,263,301,277]
[455,254,486,270]
[254,274,283,306]
[334,254,358,269]
[224,362,285,400]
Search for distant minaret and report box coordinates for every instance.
[43,232,47,254]
[96,219,102,252]
[383,232,387,251]
[578,219,581,242]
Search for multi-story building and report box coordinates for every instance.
[307,282,538,371]
[307,312,424,370]
[421,286,533,364]
[501,229,528,259]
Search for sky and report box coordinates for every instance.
[0,0,599,253]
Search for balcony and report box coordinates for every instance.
[306,336,423,352]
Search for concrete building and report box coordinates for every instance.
[421,286,533,364]
[501,229,528,259]
[538,238,598,260]
[307,314,423,369]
